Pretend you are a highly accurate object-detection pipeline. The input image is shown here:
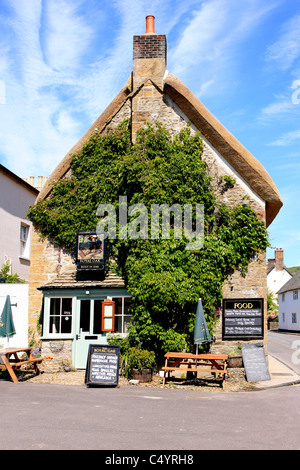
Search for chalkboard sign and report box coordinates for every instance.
[222,298,264,340]
[85,344,120,387]
[242,344,270,382]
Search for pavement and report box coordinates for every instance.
[255,354,300,389]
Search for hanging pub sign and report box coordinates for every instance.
[75,231,105,270]
[222,298,264,340]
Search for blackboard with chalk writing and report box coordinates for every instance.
[242,344,270,382]
[85,344,120,387]
[222,298,264,340]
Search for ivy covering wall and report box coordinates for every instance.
[28,121,269,357]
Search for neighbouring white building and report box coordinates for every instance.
[278,271,300,332]
[0,284,29,348]
[0,164,39,281]
[267,248,292,302]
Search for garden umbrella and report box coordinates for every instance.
[0,295,16,346]
[194,298,211,354]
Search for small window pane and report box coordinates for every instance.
[61,314,72,333]
[49,315,60,334]
[115,315,122,333]
[93,300,103,334]
[104,317,113,330]
[104,304,113,317]
[80,300,90,332]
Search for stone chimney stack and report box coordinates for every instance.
[275,248,284,271]
[132,16,167,141]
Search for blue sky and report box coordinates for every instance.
[0,0,299,267]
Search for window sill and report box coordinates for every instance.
[40,335,73,340]
[19,256,30,262]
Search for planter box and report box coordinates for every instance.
[132,368,152,382]
[228,356,243,368]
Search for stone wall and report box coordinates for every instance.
[28,227,75,334]
[40,340,73,373]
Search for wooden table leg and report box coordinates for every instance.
[163,358,168,386]
[33,362,41,376]
[1,355,19,383]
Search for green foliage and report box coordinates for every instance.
[0,263,25,283]
[28,120,270,360]
[267,288,278,317]
[121,347,156,378]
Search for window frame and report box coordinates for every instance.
[44,296,74,339]
[20,222,31,260]
[101,299,115,332]
[112,296,131,335]
[293,291,298,300]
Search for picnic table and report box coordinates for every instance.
[0,347,43,383]
[162,352,228,387]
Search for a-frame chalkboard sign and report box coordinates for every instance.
[85,344,120,387]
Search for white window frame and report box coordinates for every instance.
[111,296,131,335]
[43,296,75,339]
[20,222,31,260]
[292,313,297,324]
[293,291,298,300]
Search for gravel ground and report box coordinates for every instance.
[1,366,257,392]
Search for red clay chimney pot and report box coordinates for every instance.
[145,15,155,34]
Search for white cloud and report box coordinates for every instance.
[41,0,94,71]
[168,0,278,97]
[268,129,300,146]
[0,0,286,181]
[261,99,294,118]
[266,14,300,70]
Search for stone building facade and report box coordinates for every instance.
[28,17,282,367]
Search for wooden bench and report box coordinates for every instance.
[162,352,228,387]
[0,347,43,383]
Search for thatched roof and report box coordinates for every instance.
[36,72,282,227]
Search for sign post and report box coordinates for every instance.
[85,344,120,387]
[222,298,264,340]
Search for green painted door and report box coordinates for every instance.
[73,298,108,369]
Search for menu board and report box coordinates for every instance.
[222,298,264,340]
[85,344,120,387]
[242,344,270,382]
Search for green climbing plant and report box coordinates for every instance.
[28,120,270,359]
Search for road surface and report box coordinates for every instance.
[267,330,300,374]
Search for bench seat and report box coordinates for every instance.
[162,366,227,374]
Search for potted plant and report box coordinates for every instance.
[227,342,243,368]
[122,347,156,382]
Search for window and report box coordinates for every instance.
[282,293,285,302]
[292,313,297,324]
[102,299,115,332]
[112,297,131,334]
[282,312,285,323]
[20,223,30,258]
[49,298,73,334]
[293,291,298,300]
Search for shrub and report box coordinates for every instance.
[122,347,156,378]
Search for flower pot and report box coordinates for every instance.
[132,368,152,382]
[228,356,243,368]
